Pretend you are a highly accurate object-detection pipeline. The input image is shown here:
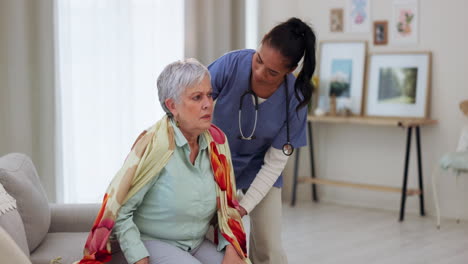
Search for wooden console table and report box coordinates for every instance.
[290,115,437,221]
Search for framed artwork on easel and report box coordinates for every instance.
[317,41,367,115]
[365,52,431,118]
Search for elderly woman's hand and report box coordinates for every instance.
[222,244,246,264]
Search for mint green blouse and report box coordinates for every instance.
[113,121,229,263]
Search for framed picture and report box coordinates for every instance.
[365,52,431,118]
[373,21,388,45]
[347,0,371,33]
[317,41,367,115]
[330,8,344,32]
[391,0,419,45]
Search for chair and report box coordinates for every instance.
[0,153,100,264]
[432,100,468,228]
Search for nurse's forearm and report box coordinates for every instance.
[239,147,289,213]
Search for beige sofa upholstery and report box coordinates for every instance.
[0,153,100,264]
[0,225,31,264]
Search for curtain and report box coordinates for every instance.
[184,0,246,65]
[56,0,184,203]
[0,0,57,201]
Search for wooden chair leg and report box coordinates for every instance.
[455,170,461,224]
[432,165,441,229]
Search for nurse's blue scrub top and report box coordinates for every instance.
[208,49,307,189]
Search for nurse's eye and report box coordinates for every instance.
[269,70,279,76]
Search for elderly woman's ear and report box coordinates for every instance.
[165,98,177,117]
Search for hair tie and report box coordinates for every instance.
[292,28,304,39]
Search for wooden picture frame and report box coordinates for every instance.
[316,41,367,115]
[330,8,344,32]
[364,52,432,118]
[373,21,388,45]
[391,0,419,45]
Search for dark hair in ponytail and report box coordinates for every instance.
[262,17,316,111]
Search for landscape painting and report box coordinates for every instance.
[377,67,417,104]
[329,59,353,98]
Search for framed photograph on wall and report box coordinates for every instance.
[317,41,367,115]
[365,52,431,118]
[373,21,388,45]
[330,8,344,32]
[391,0,419,45]
[347,0,371,33]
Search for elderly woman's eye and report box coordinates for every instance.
[193,95,201,101]
[207,93,213,98]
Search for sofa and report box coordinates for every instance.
[0,225,31,263]
[0,153,100,264]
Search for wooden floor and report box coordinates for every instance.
[246,202,468,264]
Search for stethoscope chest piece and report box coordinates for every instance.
[282,142,294,156]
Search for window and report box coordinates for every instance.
[55,0,184,203]
[245,0,258,49]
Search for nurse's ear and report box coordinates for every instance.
[165,98,178,118]
[287,65,297,75]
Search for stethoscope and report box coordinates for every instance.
[238,78,294,156]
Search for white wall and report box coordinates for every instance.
[257,0,300,42]
[257,0,468,220]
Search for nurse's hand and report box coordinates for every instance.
[237,206,248,217]
[222,244,245,264]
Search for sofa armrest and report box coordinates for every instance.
[49,203,100,233]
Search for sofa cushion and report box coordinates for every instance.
[30,232,89,264]
[0,226,31,264]
[0,153,51,252]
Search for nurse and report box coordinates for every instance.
[208,17,316,264]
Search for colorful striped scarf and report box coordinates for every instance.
[75,116,251,264]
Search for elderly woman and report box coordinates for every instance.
[75,59,251,264]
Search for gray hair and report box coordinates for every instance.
[157,58,210,116]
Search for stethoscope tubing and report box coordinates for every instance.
[238,77,294,156]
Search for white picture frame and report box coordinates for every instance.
[317,41,367,115]
[391,0,419,45]
[365,52,431,118]
[347,0,371,33]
